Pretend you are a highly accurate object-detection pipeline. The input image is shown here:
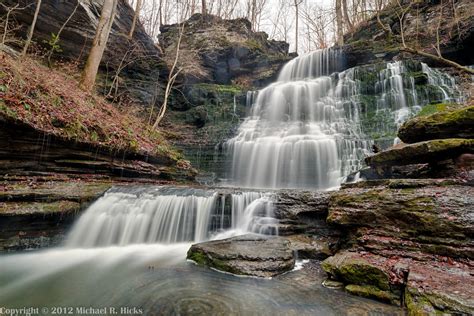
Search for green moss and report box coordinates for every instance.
[416,103,450,117]
[0,200,80,215]
[339,263,390,291]
[0,100,18,119]
[345,284,395,304]
[188,250,208,265]
[405,290,438,316]
[367,138,474,166]
[194,83,242,94]
[321,254,390,291]
[187,249,242,275]
[245,39,264,52]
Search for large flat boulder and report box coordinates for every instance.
[398,105,474,144]
[187,234,295,278]
[365,138,474,167]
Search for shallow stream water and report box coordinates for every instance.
[0,244,403,315]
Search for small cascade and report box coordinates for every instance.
[226,49,461,189]
[66,187,276,248]
[230,192,277,235]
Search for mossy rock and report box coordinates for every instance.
[398,105,474,143]
[187,234,295,278]
[405,289,438,316]
[345,284,398,305]
[365,138,474,167]
[321,252,390,291]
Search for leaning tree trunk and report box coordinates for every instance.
[79,0,118,92]
[21,0,42,57]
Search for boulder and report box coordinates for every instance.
[321,250,474,313]
[187,234,295,278]
[398,105,474,143]
[365,138,474,167]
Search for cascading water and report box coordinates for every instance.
[225,49,461,189]
[66,187,276,248]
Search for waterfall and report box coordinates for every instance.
[66,187,276,248]
[225,49,461,189]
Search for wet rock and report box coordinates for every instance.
[398,105,474,144]
[0,179,111,251]
[345,285,396,304]
[287,235,334,260]
[272,191,330,219]
[321,251,391,292]
[322,279,344,289]
[329,179,474,259]
[405,262,474,315]
[365,138,474,167]
[323,178,474,312]
[187,234,295,278]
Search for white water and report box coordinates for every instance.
[66,187,276,248]
[226,49,460,189]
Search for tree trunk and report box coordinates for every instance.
[79,0,118,92]
[201,0,207,15]
[128,0,142,38]
[294,0,299,54]
[335,0,344,46]
[342,0,353,32]
[21,0,42,57]
[251,0,257,30]
[153,24,185,129]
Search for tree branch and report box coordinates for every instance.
[400,47,474,75]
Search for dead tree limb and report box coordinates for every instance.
[400,47,474,75]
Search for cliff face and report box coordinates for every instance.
[0,0,164,106]
[160,14,291,89]
[342,0,474,68]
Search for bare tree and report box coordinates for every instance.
[394,0,413,48]
[152,23,184,128]
[21,0,41,57]
[80,0,118,92]
[1,3,22,46]
[293,0,303,54]
[301,3,333,49]
[341,0,353,32]
[129,0,142,38]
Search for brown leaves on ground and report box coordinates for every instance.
[0,52,180,161]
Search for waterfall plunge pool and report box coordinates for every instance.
[0,244,404,315]
[0,186,404,315]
